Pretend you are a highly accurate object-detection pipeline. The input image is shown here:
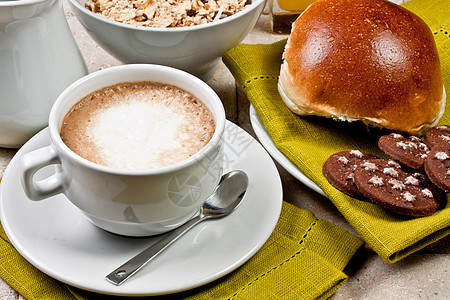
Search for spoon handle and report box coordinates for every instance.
[106,214,205,286]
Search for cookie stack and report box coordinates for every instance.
[323,125,450,217]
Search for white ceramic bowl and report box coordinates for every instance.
[67,0,266,79]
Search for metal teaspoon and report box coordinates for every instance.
[105,170,249,286]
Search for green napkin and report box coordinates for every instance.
[0,201,363,299]
[223,0,450,263]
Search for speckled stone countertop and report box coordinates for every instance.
[0,1,448,299]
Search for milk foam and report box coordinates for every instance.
[60,82,215,170]
[88,101,185,169]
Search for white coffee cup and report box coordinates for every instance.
[19,64,225,237]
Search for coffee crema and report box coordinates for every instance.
[60,81,215,170]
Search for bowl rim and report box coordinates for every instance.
[67,0,266,32]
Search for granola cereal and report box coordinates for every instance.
[85,0,251,28]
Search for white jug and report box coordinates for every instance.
[0,0,87,148]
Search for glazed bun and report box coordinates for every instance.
[278,0,445,136]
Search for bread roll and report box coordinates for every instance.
[278,0,445,136]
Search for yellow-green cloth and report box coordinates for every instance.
[223,0,450,263]
[0,201,363,299]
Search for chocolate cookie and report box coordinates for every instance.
[354,159,440,217]
[411,172,446,204]
[323,150,377,198]
[378,133,430,170]
[424,125,450,149]
[424,148,450,192]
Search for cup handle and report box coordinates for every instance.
[20,145,65,200]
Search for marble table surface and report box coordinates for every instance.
[0,1,448,299]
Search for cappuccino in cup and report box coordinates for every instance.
[20,64,225,236]
[60,81,215,170]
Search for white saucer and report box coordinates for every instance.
[0,121,282,296]
[250,105,326,197]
